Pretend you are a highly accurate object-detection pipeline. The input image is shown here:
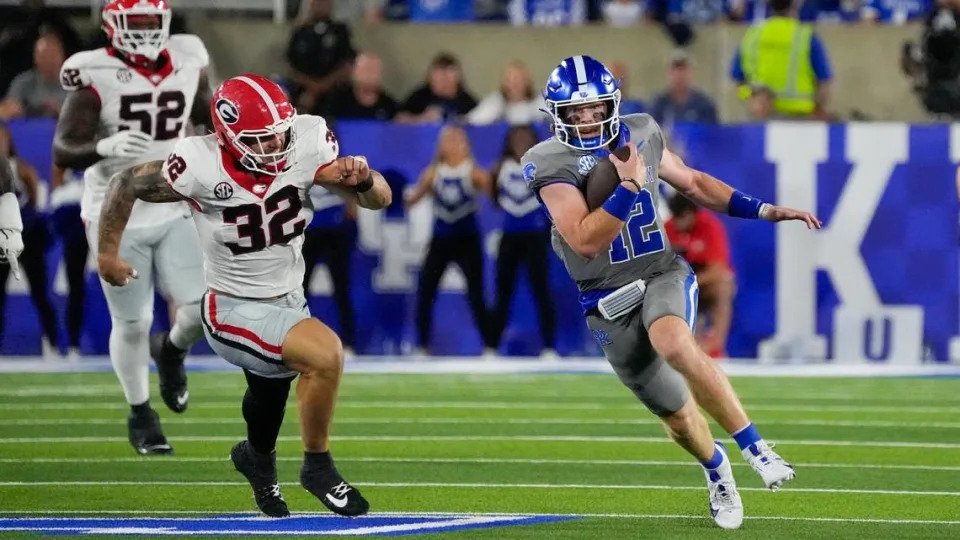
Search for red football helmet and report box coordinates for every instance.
[102,0,171,62]
[211,74,298,176]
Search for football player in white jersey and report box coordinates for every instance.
[0,154,24,279]
[96,74,392,517]
[52,0,211,454]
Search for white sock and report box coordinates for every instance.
[169,300,203,350]
[109,317,152,405]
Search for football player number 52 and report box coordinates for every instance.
[608,188,665,264]
[120,91,186,141]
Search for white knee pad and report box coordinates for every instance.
[109,317,153,405]
[170,299,204,350]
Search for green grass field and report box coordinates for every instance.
[0,371,959,538]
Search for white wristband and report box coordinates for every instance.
[0,193,23,232]
[758,203,773,221]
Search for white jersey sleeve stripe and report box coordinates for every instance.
[234,75,281,123]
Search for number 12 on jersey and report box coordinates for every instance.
[608,188,664,264]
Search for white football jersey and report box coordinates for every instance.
[60,34,209,228]
[164,115,340,298]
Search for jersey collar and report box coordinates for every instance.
[107,47,175,86]
[219,147,274,199]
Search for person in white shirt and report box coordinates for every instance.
[467,60,546,126]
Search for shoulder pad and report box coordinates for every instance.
[167,34,210,69]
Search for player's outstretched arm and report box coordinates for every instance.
[97,160,186,286]
[658,148,822,229]
[315,156,392,210]
[0,154,13,194]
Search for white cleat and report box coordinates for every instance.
[742,440,796,491]
[704,443,744,530]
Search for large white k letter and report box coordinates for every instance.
[758,123,908,360]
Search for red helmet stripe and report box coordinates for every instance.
[234,75,281,124]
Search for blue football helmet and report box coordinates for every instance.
[543,55,621,150]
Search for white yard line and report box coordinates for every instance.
[1,435,958,448]
[1,401,958,414]
[0,481,956,497]
[3,416,960,429]
[0,455,957,472]
[0,510,957,526]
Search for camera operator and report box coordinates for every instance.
[902,0,960,117]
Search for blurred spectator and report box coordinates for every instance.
[397,53,477,123]
[608,60,646,114]
[862,0,932,24]
[490,125,556,357]
[408,0,475,21]
[405,125,493,355]
[665,194,734,359]
[49,165,87,362]
[668,0,728,23]
[0,0,81,96]
[319,52,397,121]
[467,60,546,125]
[731,0,833,120]
[603,0,646,26]
[509,0,587,25]
[0,123,59,359]
[0,33,66,120]
[649,50,717,125]
[303,188,358,354]
[286,0,356,113]
[747,84,778,120]
[332,0,386,23]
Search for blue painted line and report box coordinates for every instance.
[0,514,578,536]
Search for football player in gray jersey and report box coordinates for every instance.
[523,56,822,529]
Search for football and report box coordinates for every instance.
[584,145,633,210]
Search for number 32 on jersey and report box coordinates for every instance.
[165,153,306,256]
[608,188,664,264]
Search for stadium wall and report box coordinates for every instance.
[3,120,957,364]
[185,20,927,122]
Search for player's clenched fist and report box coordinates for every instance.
[97,254,139,287]
[335,156,370,187]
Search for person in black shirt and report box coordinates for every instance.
[319,52,397,121]
[0,0,82,96]
[397,52,477,123]
[286,0,356,113]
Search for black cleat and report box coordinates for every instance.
[149,332,188,413]
[231,441,290,518]
[300,466,369,517]
[128,408,173,455]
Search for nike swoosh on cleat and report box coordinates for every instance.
[176,392,188,407]
[325,493,348,508]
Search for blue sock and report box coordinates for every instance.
[732,423,762,451]
[700,443,725,470]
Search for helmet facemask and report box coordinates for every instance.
[104,9,171,61]
[547,91,621,150]
[229,116,298,176]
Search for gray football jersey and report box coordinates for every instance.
[521,113,676,293]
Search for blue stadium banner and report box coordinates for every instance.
[3,120,958,363]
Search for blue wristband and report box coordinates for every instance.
[728,190,765,219]
[601,184,640,221]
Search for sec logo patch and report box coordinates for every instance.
[578,155,597,175]
[214,182,234,200]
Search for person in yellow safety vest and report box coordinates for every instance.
[730,0,833,119]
